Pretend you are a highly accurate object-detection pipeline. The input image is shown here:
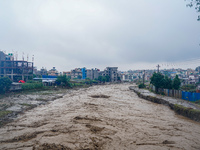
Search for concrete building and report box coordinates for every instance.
[48,67,59,76]
[86,68,99,80]
[82,68,87,79]
[37,67,48,76]
[71,68,82,79]
[63,71,71,77]
[0,51,33,81]
[99,67,118,82]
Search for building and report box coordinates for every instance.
[71,68,82,79]
[0,51,33,81]
[48,67,59,76]
[82,68,87,79]
[36,67,48,76]
[63,71,71,77]
[86,68,99,80]
[99,67,118,82]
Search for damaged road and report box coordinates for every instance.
[0,84,200,150]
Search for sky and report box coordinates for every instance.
[0,0,199,72]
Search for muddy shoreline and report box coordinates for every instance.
[129,86,200,122]
[0,88,66,127]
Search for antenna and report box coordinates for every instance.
[32,55,34,62]
[15,51,18,60]
[27,54,29,62]
[22,52,24,61]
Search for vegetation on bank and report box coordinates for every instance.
[150,73,181,92]
[0,77,12,94]
[22,83,44,90]
[138,83,146,89]
[181,84,197,93]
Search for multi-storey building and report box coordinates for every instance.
[71,68,82,79]
[0,51,33,81]
[86,68,99,80]
[99,67,118,82]
[48,67,59,76]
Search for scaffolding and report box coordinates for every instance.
[0,51,33,81]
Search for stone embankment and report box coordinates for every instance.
[129,86,200,122]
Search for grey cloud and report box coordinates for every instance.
[0,0,199,71]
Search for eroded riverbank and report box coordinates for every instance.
[0,84,200,150]
[0,89,68,127]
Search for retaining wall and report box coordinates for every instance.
[129,86,200,122]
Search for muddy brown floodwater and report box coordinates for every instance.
[0,84,200,150]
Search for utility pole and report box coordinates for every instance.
[143,70,145,85]
[156,64,160,73]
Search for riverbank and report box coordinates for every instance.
[129,86,200,122]
[0,87,70,127]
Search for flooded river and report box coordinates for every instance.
[0,84,200,150]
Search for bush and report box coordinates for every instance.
[22,83,43,90]
[0,77,12,93]
[138,83,146,89]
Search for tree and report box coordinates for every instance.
[56,75,70,87]
[102,77,107,83]
[85,78,92,85]
[150,72,165,92]
[0,77,12,93]
[105,75,110,82]
[98,76,103,82]
[77,75,82,79]
[173,75,181,90]
[163,75,172,89]
[186,0,200,21]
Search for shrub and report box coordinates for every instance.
[138,83,146,89]
[0,77,12,93]
[22,83,43,90]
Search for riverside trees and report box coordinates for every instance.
[150,72,181,92]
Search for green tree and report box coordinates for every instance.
[77,75,82,79]
[85,78,92,85]
[0,77,12,93]
[150,72,165,92]
[105,75,110,82]
[186,0,200,21]
[98,76,103,82]
[56,75,70,87]
[172,75,181,90]
[163,75,172,89]
[102,76,106,83]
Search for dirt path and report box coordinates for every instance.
[0,84,200,150]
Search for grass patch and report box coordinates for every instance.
[193,100,200,105]
[19,103,33,107]
[0,110,12,118]
[173,104,200,121]
[36,98,48,101]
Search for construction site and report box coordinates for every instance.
[0,51,33,82]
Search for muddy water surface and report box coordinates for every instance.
[0,84,200,150]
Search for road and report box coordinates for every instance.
[0,84,200,150]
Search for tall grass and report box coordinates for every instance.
[22,83,43,90]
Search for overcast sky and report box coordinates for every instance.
[0,0,199,72]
